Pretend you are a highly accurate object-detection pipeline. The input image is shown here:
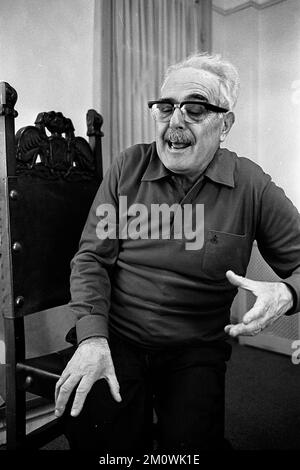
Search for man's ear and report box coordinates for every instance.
[220,112,235,142]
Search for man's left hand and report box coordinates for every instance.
[224,270,294,337]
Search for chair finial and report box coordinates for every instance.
[0,82,18,117]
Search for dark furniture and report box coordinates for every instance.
[0,82,103,449]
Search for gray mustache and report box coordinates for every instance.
[165,129,192,144]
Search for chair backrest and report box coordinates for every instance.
[0,81,103,315]
[0,81,103,407]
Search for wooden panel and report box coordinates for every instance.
[7,176,100,317]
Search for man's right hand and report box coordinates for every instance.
[54,337,121,418]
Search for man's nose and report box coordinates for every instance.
[169,107,186,129]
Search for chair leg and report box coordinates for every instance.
[5,382,26,450]
[4,318,26,449]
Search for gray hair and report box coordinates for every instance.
[162,52,240,111]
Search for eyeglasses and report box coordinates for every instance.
[148,100,228,123]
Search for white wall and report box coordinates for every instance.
[213,5,260,160]
[212,0,300,210]
[258,2,300,210]
[0,0,95,137]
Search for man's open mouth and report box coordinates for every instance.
[167,140,191,150]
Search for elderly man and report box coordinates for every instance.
[55,53,300,452]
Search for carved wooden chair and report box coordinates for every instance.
[0,82,103,449]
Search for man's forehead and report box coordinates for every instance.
[161,67,220,102]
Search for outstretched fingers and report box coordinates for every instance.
[55,374,82,417]
[224,320,264,337]
[106,370,122,403]
[225,296,270,337]
[69,375,95,417]
[226,270,256,291]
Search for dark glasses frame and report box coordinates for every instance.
[148,99,229,114]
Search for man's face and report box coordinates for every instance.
[155,67,227,181]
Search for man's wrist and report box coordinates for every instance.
[78,336,108,347]
[280,282,294,312]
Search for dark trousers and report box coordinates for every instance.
[63,333,232,452]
